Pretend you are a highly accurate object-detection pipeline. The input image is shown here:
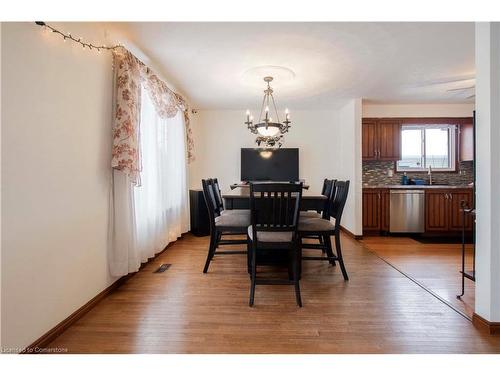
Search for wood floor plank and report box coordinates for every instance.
[47,233,500,353]
[361,236,475,317]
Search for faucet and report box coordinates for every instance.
[428,165,433,185]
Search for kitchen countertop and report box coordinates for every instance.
[363,184,473,189]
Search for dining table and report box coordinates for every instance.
[222,186,327,211]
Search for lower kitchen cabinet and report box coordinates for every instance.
[425,190,449,231]
[362,189,390,233]
[425,189,473,232]
[426,189,473,232]
[363,187,473,235]
[362,189,382,231]
[380,189,390,231]
[449,190,474,231]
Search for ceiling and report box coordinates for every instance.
[110,22,475,109]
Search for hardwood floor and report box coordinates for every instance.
[361,236,475,318]
[48,233,500,353]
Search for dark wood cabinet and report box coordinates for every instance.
[362,189,382,231]
[362,119,401,161]
[425,189,473,232]
[378,120,401,160]
[459,121,474,162]
[362,189,390,233]
[425,190,449,232]
[362,120,378,160]
[448,190,474,231]
[363,187,473,235]
[380,190,390,232]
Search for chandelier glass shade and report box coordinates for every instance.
[244,76,291,148]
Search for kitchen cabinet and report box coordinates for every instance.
[425,189,473,232]
[378,120,401,160]
[362,119,378,160]
[363,187,473,235]
[362,119,401,161]
[362,189,382,231]
[424,190,449,231]
[362,189,390,233]
[380,189,391,231]
[448,190,474,231]
[459,121,474,162]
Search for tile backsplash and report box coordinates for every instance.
[362,160,474,186]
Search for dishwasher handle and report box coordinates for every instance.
[390,190,424,194]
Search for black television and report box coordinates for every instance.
[241,148,299,182]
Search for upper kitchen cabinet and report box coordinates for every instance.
[459,120,474,161]
[362,118,401,161]
[362,119,378,160]
[378,120,401,160]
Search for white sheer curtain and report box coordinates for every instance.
[109,86,189,276]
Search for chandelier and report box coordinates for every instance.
[244,76,291,148]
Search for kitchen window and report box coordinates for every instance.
[396,124,456,172]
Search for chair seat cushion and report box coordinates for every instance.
[215,213,250,228]
[300,211,321,219]
[221,209,251,216]
[298,218,335,232]
[247,225,293,243]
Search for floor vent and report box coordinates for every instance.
[154,264,171,273]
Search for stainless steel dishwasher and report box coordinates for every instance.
[389,189,425,233]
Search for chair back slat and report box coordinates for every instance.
[321,179,336,219]
[328,180,350,229]
[250,182,303,234]
[212,178,224,213]
[201,179,219,226]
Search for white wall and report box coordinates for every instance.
[1,23,118,350]
[474,22,500,323]
[189,110,339,193]
[338,99,363,236]
[188,104,363,235]
[362,103,475,118]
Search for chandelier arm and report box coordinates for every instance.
[266,92,271,123]
[269,93,281,124]
[258,92,267,122]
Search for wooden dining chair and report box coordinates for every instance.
[301,179,336,219]
[298,180,350,280]
[248,182,303,307]
[213,178,250,216]
[202,178,250,273]
[300,179,336,251]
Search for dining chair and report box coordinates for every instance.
[301,178,336,219]
[299,179,336,255]
[298,180,350,280]
[202,178,250,273]
[248,182,303,307]
[213,178,250,216]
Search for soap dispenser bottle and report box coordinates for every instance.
[401,172,409,185]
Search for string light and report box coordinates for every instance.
[35,21,121,53]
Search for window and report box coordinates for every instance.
[396,124,456,172]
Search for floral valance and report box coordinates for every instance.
[111,47,195,185]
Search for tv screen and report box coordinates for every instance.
[241,148,299,181]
